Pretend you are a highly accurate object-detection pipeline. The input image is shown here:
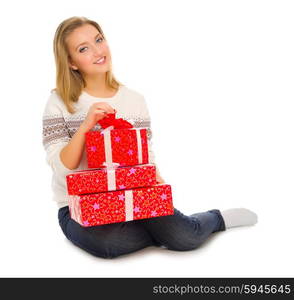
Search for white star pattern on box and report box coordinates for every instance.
[118,194,125,201]
[134,206,140,213]
[161,193,167,200]
[93,203,100,210]
[129,168,136,175]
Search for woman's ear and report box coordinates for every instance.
[68,57,78,70]
[69,63,78,70]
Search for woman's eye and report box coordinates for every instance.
[79,37,103,53]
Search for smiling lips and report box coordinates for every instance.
[94,56,106,64]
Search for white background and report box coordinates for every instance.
[0,0,293,277]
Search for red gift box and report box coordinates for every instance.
[67,184,174,226]
[66,163,157,195]
[85,112,150,168]
[85,127,149,169]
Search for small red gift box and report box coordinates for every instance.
[67,184,174,226]
[85,112,150,168]
[66,163,157,195]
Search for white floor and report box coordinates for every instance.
[1,190,292,277]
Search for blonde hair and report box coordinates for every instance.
[52,16,123,114]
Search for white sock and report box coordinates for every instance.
[220,208,258,229]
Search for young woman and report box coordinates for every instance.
[42,16,258,259]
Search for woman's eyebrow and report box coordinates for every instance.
[75,33,101,50]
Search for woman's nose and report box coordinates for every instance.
[93,45,104,57]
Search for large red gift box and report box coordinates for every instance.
[67,184,174,226]
[66,163,157,195]
[85,112,150,169]
[85,127,150,169]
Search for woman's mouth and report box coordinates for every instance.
[94,56,106,65]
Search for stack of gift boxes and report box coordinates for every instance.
[66,113,174,227]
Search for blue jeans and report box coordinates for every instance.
[58,206,226,259]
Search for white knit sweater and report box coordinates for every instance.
[42,85,156,209]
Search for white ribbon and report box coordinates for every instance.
[68,195,82,224]
[100,126,114,165]
[124,190,134,221]
[102,162,120,191]
[135,128,143,164]
[101,126,146,166]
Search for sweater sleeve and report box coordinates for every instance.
[42,92,73,177]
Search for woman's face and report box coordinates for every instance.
[66,24,111,77]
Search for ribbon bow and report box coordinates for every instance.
[97,112,144,172]
[98,112,133,129]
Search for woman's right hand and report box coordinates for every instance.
[80,102,116,133]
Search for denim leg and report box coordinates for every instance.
[58,206,156,259]
[137,207,226,251]
[189,209,226,233]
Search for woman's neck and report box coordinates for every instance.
[83,74,117,98]
[83,86,117,98]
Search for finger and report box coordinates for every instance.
[103,104,115,114]
[94,102,115,114]
[94,108,107,115]
[92,103,108,111]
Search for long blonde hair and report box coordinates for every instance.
[52,16,123,114]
